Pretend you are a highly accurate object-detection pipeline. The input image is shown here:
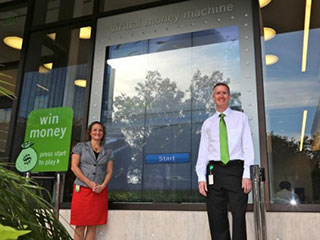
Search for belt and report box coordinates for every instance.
[209,160,244,167]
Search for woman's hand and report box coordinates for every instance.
[93,184,106,193]
[87,180,97,190]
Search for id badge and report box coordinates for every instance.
[208,165,214,185]
[208,174,214,185]
[75,185,80,192]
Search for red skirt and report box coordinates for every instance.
[70,184,108,226]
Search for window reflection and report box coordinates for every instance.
[33,0,93,25]
[101,25,242,202]
[0,6,27,159]
[101,0,159,12]
[11,26,91,202]
[263,29,320,204]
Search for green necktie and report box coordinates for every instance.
[219,113,229,164]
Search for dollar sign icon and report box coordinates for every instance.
[16,141,38,172]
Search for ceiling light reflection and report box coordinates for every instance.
[79,27,91,39]
[74,79,86,87]
[263,27,276,41]
[39,66,49,74]
[259,0,271,8]
[265,54,279,65]
[47,33,56,41]
[3,36,23,50]
[299,110,308,151]
[43,63,53,70]
[302,0,312,72]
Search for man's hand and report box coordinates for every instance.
[198,181,208,197]
[242,178,252,194]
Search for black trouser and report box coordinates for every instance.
[205,160,248,240]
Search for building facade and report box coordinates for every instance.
[1,0,320,239]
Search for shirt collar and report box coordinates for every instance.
[214,107,231,118]
[85,141,105,155]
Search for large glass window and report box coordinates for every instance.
[0,6,27,160]
[100,0,162,12]
[261,1,320,204]
[33,0,93,25]
[11,25,92,202]
[101,25,244,202]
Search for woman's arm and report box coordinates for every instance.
[94,160,113,193]
[71,153,97,190]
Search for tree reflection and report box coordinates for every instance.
[111,69,241,186]
[191,69,242,115]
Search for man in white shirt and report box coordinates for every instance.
[196,83,254,240]
[274,181,300,205]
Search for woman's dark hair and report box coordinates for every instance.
[86,121,106,143]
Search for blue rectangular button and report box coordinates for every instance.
[145,153,189,164]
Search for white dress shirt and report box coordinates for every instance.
[196,107,254,181]
[273,189,300,204]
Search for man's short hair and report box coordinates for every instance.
[213,82,230,94]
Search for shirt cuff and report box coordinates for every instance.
[198,175,206,182]
[242,166,250,179]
